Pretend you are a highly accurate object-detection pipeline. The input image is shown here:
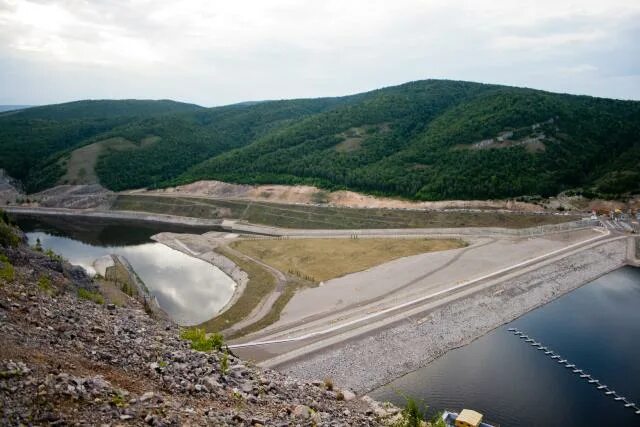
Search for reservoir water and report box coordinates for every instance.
[13,215,236,326]
[370,266,640,426]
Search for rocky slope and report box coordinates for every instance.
[0,218,400,426]
[0,169,23,205]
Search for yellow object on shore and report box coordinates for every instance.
[455,409,483,427]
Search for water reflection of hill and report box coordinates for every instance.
[11,214,218,246]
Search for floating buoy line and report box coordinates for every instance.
[507,327,640,415]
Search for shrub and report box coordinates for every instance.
[220,350,229,375]
[0,209,9,225]
[430,412,446,427]
[0,222,19,248]
[323,377,334,391]
[180,327,225,352]
[0,254,15,282]
[37,275,53,293]
[45,249,62,261]
[77,288,104,304]
[392,396,426,427]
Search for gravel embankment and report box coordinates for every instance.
[0,229,396,426]
[281,240,628,393]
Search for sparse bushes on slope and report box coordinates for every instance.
[394,396,426,427]
[0,210,19,248]
[0,254,15,282]
[77,288,104,304]
[180,327,225,352]
[37,275,53,293]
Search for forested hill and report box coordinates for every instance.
[1,80,639,200]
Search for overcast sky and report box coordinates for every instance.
[0,0,639,106]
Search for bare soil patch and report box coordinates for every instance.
[152,180,545,212]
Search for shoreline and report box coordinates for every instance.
[4,206,225,228]
[369,262,626,395]
[5,205,596,238]
[150,232,249,318]
[277,239,630,393]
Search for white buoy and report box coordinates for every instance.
[510,329,640,414]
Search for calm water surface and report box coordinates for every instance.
[371,267,640,426]
[13,215,235,326]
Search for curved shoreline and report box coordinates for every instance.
[150,232,249,319]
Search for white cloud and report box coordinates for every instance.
[0,0,638,104]
[559,64,598,75]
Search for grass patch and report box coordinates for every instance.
[198,247,276,333]
[231,238,467,283]
[37,275,53,293]
[180,327,224,352]
[59,136,159,185]
[227,280,300,339]
[113,194,578,229]
[77,288,104,304]
[0,254,15,282]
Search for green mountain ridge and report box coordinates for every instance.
[1,80,639,199]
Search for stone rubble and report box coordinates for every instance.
[0,230,396,426]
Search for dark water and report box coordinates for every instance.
[370,267,640,426]
[12,215,235,326]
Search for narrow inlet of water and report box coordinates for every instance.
[14,215,235,326]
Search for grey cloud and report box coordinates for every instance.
[0,0,639,105]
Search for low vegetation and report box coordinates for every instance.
[77,288,105,304]
[389,396,448,427]
[231,238,467,283]
[180,327,225,352]
[198,247,276,333]
[0,254,15,282]
[394,397,425,427]
[0,212,20,248]
[37,275,53,294]
[226,282,300,339]
[113,194,577,229]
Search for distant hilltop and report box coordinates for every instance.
[0,105,32,113]
[0,79,639,200]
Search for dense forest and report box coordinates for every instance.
[1,80,639,200]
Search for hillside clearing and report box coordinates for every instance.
[59,136,159,185]
[230,238,468,283]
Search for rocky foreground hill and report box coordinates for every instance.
[0,215,409,426]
